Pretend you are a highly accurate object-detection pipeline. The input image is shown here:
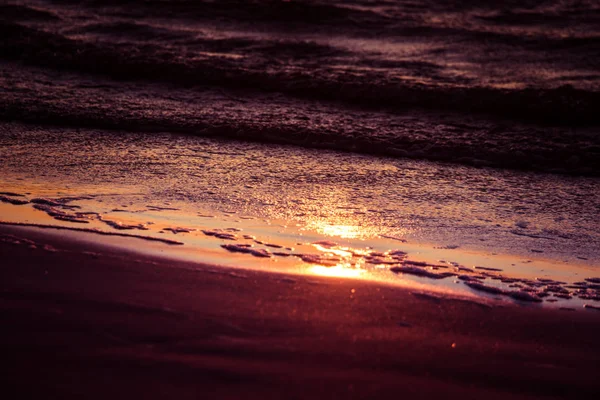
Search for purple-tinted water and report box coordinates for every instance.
[1,0,599,174]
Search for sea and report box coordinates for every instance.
[1,0,599,306]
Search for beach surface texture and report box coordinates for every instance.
[1,225,600,399]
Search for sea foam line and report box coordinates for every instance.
[0,221,184,245]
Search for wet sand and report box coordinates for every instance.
[1,225,599,399]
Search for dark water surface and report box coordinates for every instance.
[1,0,600,174]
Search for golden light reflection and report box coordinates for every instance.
[312,244,354,257]
[319,224,364,239]
[309,264,365,278]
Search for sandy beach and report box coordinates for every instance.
[2,224,599,399]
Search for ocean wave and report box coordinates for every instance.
[64,21,191,41]
[2,1,600,176]
[44,0,600,41]
[0,4,61,22]
[56,0,385,28]
[2,74,599,177]
[1,21,599,126]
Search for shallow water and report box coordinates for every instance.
[1,123,599,261]
[1,123,599,307]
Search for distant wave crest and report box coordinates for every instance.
[1,21,599,125]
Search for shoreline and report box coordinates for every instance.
[2,217,599,308]
[2,124,600,274]
[2,224,600,399]
[1,190,599,309]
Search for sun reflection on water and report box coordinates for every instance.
[305,217,386,240]
[319,224,364,239]
[312,244,354,258]
[308,265,365,279]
